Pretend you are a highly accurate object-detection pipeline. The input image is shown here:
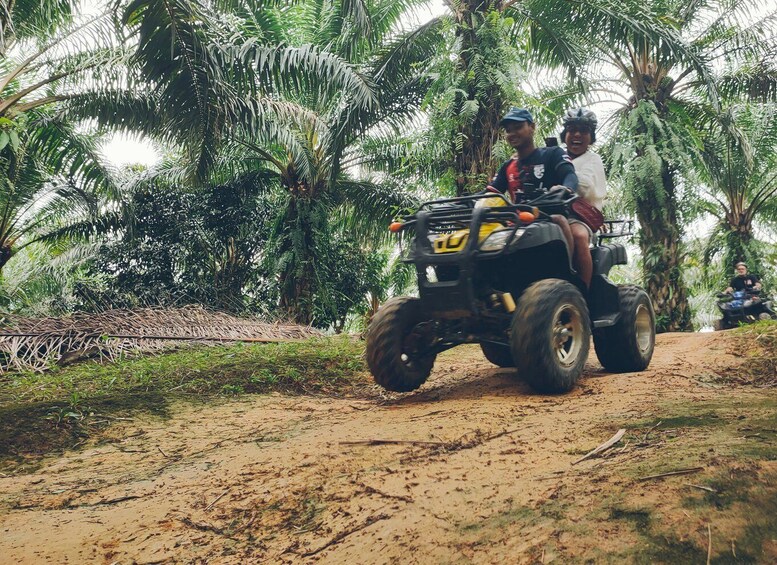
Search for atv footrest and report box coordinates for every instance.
[593,313,620,328]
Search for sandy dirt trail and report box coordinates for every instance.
[0,332,765,563]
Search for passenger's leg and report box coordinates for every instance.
[571,222,593,288]
[551,215,573,258]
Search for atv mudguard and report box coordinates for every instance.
[588,244,628,326]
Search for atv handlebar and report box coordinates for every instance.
[718,289,761,298]
[394,191,575,231]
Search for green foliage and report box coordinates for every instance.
[89,171,276,312]
[0,241,106,315]
[312,237,386,331]
[2,0,777,332]
[418,7,531,194]
[694,103,777,284]
[0,111,116,276]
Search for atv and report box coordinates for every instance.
[713,289,777,330]
[365,190,656,394]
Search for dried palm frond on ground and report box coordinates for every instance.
[0,306,322,373]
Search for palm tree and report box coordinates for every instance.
[187,0,436,323]
[697,104,777,276]
[65,0,382,183]
[65,0,430,323]
[0,4,123,273]
[0,114,114,272]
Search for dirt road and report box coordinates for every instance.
[2,331,776,563]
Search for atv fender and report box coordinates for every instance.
[587,245,628,327]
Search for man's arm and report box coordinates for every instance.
[752,275,762,290]
[486,160,510,194]
[550,147,578,191]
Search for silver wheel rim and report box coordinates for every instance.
[635,304,652,353]
[552,304,584,367]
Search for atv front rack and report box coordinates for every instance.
[397,194,545,319]
[396,193,539,258]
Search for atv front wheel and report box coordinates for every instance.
[480,342,515,368]
[366,297,436,392]
[593,285,655,372]
[511,279,590,393]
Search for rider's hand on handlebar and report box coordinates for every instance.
[548,185,574,196]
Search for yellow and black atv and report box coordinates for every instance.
[366,190,655,394]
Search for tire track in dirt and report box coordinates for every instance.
[0,332,750,563]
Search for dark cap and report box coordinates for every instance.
[500,107,534,126]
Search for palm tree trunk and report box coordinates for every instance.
[452,0,504,196]
[723,216,758,272]
[0,243,12,273]
[277,194,317,325]
[634,158,692,332]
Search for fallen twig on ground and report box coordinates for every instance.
[573,429,626,465]
[360,484,414,503]
[205,488,230,511]
[637,467,704,481]
[707,523,712,565]
[299,513,391,557]
[341,439,446,447]
[67,494,145,508]
[643,420,662,443]
[684,483,717,493]
[407,410,446,421]
[179,516,231,537]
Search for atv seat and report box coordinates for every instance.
[591,244,627,277]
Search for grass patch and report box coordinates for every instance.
[609,507,651,530]
[626,413,725,430]
[0,337,369,469]
[608,391,777,563]
[605,468,777,564]
[721,321,777,387]
[0,337,368,407]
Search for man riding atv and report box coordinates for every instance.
[365,108,656,395]
[724,262,762,294]
[714,262,776,330]
[486,107,579,266]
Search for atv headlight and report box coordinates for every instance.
[480,228,524,252]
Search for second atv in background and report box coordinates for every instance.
[714,290,777,330]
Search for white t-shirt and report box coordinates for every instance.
[570,150,606,211]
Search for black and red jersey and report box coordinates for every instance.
[487,147,577,202]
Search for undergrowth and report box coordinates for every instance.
[0,337,368,407]
[724,321,777,386]
[0,337,369,467]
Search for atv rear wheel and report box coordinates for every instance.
[511,279,590,393]
[593,285,655,372]
[366,297,436,392]
[480,343,515,368]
